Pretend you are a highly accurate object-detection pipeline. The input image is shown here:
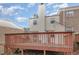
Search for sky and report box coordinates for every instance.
[0,3,79,28]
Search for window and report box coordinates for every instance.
[50,20,55,24]
[33,20,37,25]
[65,10,74,16]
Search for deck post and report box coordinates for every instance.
[44,50,46,55]
[6,48,13,55]
[21,49,23,55]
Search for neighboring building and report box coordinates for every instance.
[29,3,65,32]
[59,6,79,33]
[0,20,24,54]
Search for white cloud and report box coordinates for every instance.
[15,12,19,15]
[59,3,68,8]
[46,3,68,9]
[46,3,68,16]
[47,12,58,16]
[46,3,54,9]
[0,5,3,10]
[46,3,54,7]
[53,3,68,8]
[0,6,24,15]
[46,10,50,14]
[16,17,28,22]
[27,3,36,8]
[1,8,14,15]
[8,6,24,10]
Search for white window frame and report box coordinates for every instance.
[65,10,74,16]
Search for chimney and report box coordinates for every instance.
[38,3,46,32]
[38,3,45,18]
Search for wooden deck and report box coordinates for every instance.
[5,43,73,52]
[5,32,74,55]
[75,34,79,42]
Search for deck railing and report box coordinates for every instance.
[5,32,74,48]
[75,34,79,42]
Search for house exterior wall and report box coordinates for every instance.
[46,15,60,23]
[29,18,39,32]
[54,23,65,32]
[59,7,79,33]
[46,16,65,32]
[29,15,65,32]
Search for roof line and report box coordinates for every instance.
[60,6,79,10]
